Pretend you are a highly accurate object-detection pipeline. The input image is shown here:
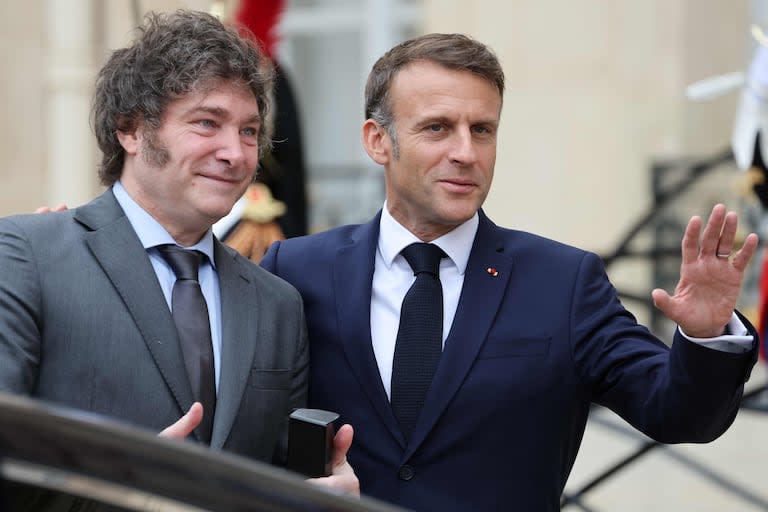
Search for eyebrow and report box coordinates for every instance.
[416,115,499,127]
[414,115,451,128]
[476,119,500,128]
[189,105,261,124]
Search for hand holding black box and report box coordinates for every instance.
[286,408,340,478]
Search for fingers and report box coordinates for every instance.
[681,215,702,265]
[33,204,68,214]
[698,204,726,257]
[687,205,752,263]
[306,470,360,497]
[158,402,203,439]
[307,425,360,496]
[715,211,738,256]
[732,232,759,271]
[331,424,354,467]
[651,288,672,315]
[707,206,757,269]
[306,425,360,498]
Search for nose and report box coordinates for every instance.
[216,128,247,168]
[448,127,477,165]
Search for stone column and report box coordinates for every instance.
[45,0,99,207]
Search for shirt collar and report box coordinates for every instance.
[378,202,478,275]
[112,181,216,267]
[212,194,246,239]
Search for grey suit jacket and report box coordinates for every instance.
[0,189,308,463]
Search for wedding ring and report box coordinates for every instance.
[716,252,731,259]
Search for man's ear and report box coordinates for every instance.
[115,121,141,156]
[362,119,391,165]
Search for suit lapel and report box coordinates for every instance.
[210,241,256,448]
[404,212,514,458]
[333,213,407,449]
[76,191,195,418]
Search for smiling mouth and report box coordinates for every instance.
[199,174,244,185]
[439,179,476,191]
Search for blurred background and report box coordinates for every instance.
[1,0,767,509]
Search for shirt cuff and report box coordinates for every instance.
[678,313,754,353]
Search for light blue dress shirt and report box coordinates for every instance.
[112,181,222,391]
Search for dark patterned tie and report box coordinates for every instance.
[157,244,216,444]
[391,242,446,441]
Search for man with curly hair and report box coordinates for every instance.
[0,9,357,501]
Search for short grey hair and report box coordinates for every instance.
[364,33,505,157]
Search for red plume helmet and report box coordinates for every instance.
[234,0,286,60]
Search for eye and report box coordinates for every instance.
[241,126,258,137]
[197,119,216,128]
[426,123,444,132]
[472,124,496,137]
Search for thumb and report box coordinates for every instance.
[331,424,354,467]
[159,402,203,439]
[651,288,672,313]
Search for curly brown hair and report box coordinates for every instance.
[91,10,274,185]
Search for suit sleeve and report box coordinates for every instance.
[570,252,756,443]
[261,239,306,412]
[272,284,309,466]
[0,218,43,393]
[260,239,280,274]
[290,299,310,412]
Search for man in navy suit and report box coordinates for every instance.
[261,33,760,511]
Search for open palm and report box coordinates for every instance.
[652,204,758,338]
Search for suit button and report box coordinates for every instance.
[398,465,415,481]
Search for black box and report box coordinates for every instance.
[286,409,340,478]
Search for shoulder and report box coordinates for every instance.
[0,212,85,279]
[480,218,608,284]
[261,221,371,269]
[0,191,117,241]
[279,223,366,251]
[219,242,303,302]
[0,210,78,242]
[493,223,593,262]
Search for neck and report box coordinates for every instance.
[119,176,209,247]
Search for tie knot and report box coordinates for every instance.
[157,245,205,281]
[401,243,445,277]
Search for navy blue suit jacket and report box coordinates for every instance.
[261,210,758,511]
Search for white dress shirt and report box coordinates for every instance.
[370,203,754,400]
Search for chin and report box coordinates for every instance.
[201,201,238,222]
[443,205,479,223]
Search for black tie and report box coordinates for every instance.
[158,245,216,444]
[391,242,446,441]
